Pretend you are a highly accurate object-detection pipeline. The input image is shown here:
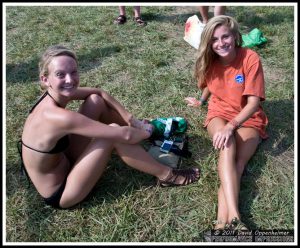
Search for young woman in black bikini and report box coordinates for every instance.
[19,45,200,209]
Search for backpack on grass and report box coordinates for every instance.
[147,117,191,168]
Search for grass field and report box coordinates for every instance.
[5,4,295,243]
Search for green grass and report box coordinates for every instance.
[5,5,295,242]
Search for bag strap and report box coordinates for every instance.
[149,135,192,158]
[171,135,192,158]
[170,145,192,158]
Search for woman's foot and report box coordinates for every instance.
[133,16,147,26]
[130,118,153,135]
[114,15,127,25]
[229,217,249,231]
[158,167,200,187]
[212,220,229,230]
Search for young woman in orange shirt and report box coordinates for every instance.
[185,15,268,230]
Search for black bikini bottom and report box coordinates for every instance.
[43,178,67,209]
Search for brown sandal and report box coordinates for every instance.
[229,217,249,231]
[133,17,147,26]
[158,168,200,187]
[114,15,127,25]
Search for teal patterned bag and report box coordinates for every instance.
[150,117,188,139]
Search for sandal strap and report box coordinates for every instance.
[178,168,198,185]
[229,217,248,231]
[173,169,191,185]
[114,15,127,24]
[133,17,147,26]
[158,168,200,187]
[212,220,226,225]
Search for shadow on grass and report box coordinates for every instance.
[142,11,198,25]
[240,99,294,229]
[6,45,122,85]
[261,99,294,156]
[229,6,294,31]
[79,159,156,210]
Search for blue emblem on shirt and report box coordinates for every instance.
[235,74,244,84]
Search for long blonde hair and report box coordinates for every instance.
[194,15,242,89]
[39,45,78,89]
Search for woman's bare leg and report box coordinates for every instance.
[207,117,239,227]
[208,118,261,227]
[214,6,226,16]
[60,94,200,208]
[228,127,260,223]
[66,94,128,163]
[119,6,126,16]
[199,6,209,24]
[133,6,141,18]
[60,136,199,208]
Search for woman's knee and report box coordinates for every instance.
[80,94,108,120]
[59,189,87,209]
[85,94,106,108]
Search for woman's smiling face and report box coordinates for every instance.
[43,55,79,97]
[211,24,236,63]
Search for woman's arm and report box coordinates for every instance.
[201,87,210,99]
[70,87,100,100]
[213,95,260,149]
[185,87,210,107]
[226,95,260,130]
[71,87,133,125]
[59,109,150,144]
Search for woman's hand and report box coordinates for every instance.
[212,125,235,149]
[125,126,151,144]
[109,123,150,144]
[129,117,154,136]
[128,116,139,127]
[126,114,135,126]
[184,97,202,107]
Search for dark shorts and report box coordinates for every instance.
[43,178,67,209]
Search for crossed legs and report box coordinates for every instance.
[207,117,260,229]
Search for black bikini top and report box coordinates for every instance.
[21,135,69,154]
[21,91,70,154]
[29,90,62,113]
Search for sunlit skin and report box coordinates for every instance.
[211,25,237,65]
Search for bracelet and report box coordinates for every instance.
[229,119,241,130]
[199,97,207,105]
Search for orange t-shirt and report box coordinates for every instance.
[203,48,269,139]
